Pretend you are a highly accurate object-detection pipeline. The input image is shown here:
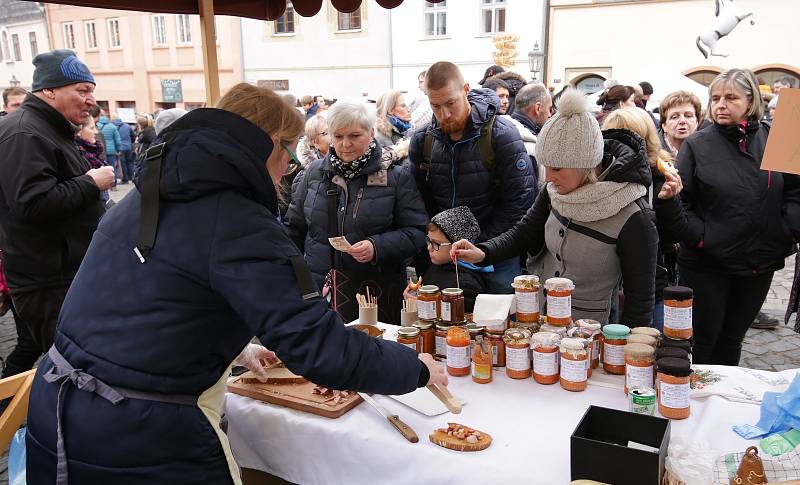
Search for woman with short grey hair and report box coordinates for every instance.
[296,115,330,166]
[676,68,800,365]
[285,100,428,326]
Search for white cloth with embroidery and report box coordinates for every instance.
[691,365,800,404]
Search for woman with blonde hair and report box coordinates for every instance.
[26,83,445,484]
[375,89,412,148]
[296,114,330,166]
[677,68,800,364]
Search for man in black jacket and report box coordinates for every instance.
[0,50,114,378]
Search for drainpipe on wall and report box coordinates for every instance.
[388,8,394,89]
[541,0,550,86]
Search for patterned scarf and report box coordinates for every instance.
[329,139,377,180]
[75,136,106,169]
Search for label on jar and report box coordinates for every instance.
[441,301,451,322]
[418,300,437,320]
[603,342,625,366]
[626,363,654,389]
[515,291,539,314]
[435,335,446,357]
[560,357,587,382]
[401,342,417,351]
[491,345,498,366]
[659,381,690,409]
[591,340,599,362]
[664,305,692,330]
[533,350,558,376]
[506,346,531,372]
[446,344,470,369]
[547,295,571,318]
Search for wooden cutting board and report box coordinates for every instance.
[227,373,362,419]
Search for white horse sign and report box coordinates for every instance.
[696,0,755,58]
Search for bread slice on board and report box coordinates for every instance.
[429,423,492,452]
[239,365,306,385]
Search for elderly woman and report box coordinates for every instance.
[452,90,658,326]
[297,114,330,166]
[286,100,428,326]
[375,90,413,148]
[677,68,800,365]
[658,91,702,156]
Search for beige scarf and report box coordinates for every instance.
[547,181,647,223]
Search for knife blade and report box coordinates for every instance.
[357,392,419,443]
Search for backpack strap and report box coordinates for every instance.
[421,131,433,181]
[478,115,496,175]
[134,141,168,263]
[326,174,340,269]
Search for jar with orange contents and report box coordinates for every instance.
[624,343,655,395]
[413,320,435,355]
[532,331,560,385]
[544,277,574,326]
[417,285,441,323]
[602,324,630,375]
[471,336,493,384]
[567,328,594,378]
[434,322,451,360]
[441,288,465,325]
[657,357,692,420]
[503,328,532,379]
[663,286,693,340]
[512,275,541,323]
[446,326,470,377]
[397,327,421,353]
[576,319,602,369]
[559,338,588,392]
[486,329,506,367]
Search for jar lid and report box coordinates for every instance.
[540,323,568,336]
[659,336,693,352]
[442,287,464,296]
[503,328,531,343]
[532,331,561,346]
[664,286,693,301]
[657,357,692,377]
[413,320,433,330]
[466,323,484,336]
[630,327,661,339]
[656,347,690,361]
[560,337,585,352]
[602,324,631,339]
[435,322,452,331]
[544,277,575,291]
[512,275,540,289]
[576,319,602,331]
[398,327,420,338]
[627,334,657,347]
[511,321,540,333]
[419,285,440,294]
[625,343,655,359]
[567,327,593,339]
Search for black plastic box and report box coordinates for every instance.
[571,405,671,485]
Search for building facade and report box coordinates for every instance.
[0,1,50,91]
[45,4,243,113]
[242,0,545,99]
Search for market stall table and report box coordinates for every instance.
[225,325,796,484]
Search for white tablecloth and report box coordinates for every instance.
[224,326,791,485]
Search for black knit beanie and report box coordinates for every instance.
[32,50,95,92]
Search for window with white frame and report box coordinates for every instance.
[424,1,447,37]
[480,0,506,34]
[337,8,361,31]
[1,31,9,61]
[274,2,295,34]
[28,32,38,57]
[177,14,192,44]
[107,18,121,47]
[152,15,167,45]
[11,33,20,61]
[84,21,97,49]
[62,22,75,49]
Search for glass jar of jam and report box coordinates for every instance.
[504,328,532,379]
[441,288,465,325]
[446,326,470,377]
[471,336,493,384]
[657,357,692,420]
[486,329,506,367]
[466,323,483,359]
[418,285,441,323]
[512,275,541,323]
[544,277,574,326]
[434,322,451,360]
[624,343,655,395]
[413,320,435,355]
[568,328,594,378]
[663,286,693,340]
[559,337,588,392]
[602,324,630,375]
[397,327,421,353]
[576,319,602,369]
[532,331,560,385]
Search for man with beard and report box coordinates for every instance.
[506,83,552,190]
[409,61,534,293]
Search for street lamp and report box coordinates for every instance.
[9,75,19,87]
[528,42,544,81]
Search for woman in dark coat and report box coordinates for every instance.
[286,100,428,326]
[26,84,445,485]
[677,68,800,365]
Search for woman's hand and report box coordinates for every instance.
[234,343,281,383]
[419,353,448,387]
[658,166,683,199]
[449,239,486,264]
[349,240,375,263]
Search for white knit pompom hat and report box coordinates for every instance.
[535,89,604,169]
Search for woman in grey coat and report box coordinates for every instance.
[451,90,658,327]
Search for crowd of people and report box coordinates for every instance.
[0,47,797,482]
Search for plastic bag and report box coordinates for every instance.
[665,437,717,485]
[9,426,27,485]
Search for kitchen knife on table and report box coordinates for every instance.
[357,392,418,443]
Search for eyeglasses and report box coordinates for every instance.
[318,130,329,137]
[281,141,302,176]
[426,236,452,251]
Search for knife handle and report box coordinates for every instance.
[427,384,462,414]
[388,415,419,443]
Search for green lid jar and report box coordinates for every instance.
[602,324,631,339]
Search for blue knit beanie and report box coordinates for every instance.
[32,50,95,92]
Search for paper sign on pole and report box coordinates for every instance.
[762,88,800,175]
[117,108,136,124]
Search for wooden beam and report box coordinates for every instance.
[198,0,220,107]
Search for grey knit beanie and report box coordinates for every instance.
[431,206,480,243]
[155,108,188,135]
[535,89,603,169]
[32,50,95,91]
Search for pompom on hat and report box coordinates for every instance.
[535,89,604,170]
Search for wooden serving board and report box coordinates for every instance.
[227,374,362,419]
